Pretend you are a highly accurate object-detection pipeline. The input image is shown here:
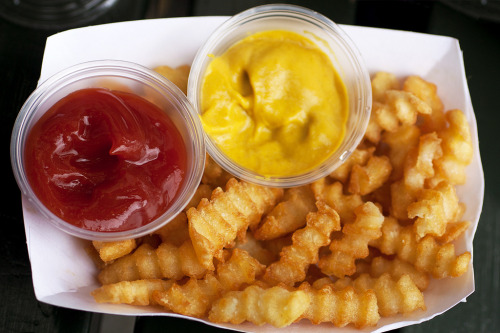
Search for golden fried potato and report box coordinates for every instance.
[436,221,470,244]
[390,180,418,221]
[311,179,364,224]
[263,201,341,286]
[209,285,310,327]
[186,184,213,211]
[388,126,449,222]
[371,71,400,102]
[187,178,283,270]
[153,273,222,318]
[97,240,206,285]
[382,124,421,180]
[92,279,173,306]
[153,65,190,94]
[372,88,431,134]
[156,240,207,280]
[370,217,471,278]
[92,239,137,263]
[350,273,425,317]
[428,109,473,187]
[404,132,443,190]
[408,181,460,239]
[153,248,264,318]
[97,244,153,284]
[319,202,384,278]
[254,185,315,240]
[403,75,446,133]
[153,212,189,247]
[373,101,400,132]
[298,282,380,327]
[387,90,432,122]
[368,256,430,291]
[348,155,392,195]
[364,111,384,144]
[329,147,375,183]
[88,72,475,330]
[216,248,265,291]
[415,236,471,279]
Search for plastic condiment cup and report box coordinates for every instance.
[11,60,205,241]
[188,4,371,188]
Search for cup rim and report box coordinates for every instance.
[11,59,206,241]
[188,4,371,188]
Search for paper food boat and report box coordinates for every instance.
[22,16,484,332]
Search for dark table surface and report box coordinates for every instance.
[1,1,499,332]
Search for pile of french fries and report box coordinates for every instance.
[87,67,473,329]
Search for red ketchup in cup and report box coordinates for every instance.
[24,87,187,232]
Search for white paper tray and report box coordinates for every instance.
[23,16,484,332]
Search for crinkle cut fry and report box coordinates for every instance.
[382,124,421,181]
[348,155,392,195]
[187,178,283,270]
[428,109,473,187]
[368,256,430,291]
[298,282,380,328]
[263,201,341,286]
[369,217,471,278]
[153,212,189,247]
[311,178,364,224]
[351,273,425,317]
[216,248,266,291]
[208,285,310,328]
[153,64,190,94]
[97,240,206,285]
[153,273,222,318]
[403,132,443,191]
[408,181,460,240]
[92,279,173,306]
[372,90,431,133]
[402,75,446,133]
[92,239,137,263]
[254,185,315,240]
[371,71,401,103]
[329,146,375,183]
[152,248,265,318]
[319,202,384,278]
[436,221,471,244]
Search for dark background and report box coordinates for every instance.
[1,0,499,332]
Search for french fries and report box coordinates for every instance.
[298,282,380,327]
[97,240,206,284]
[89,70,474,330]
[254,185,315,240]
[92,279,173,306]
[92,239,137,263]
[187,178,283,270]
[153,65,190,94]
[318,202,384,278]
[263,201,341,286]
[346,273,426,317]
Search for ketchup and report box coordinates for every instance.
[24,88,187,232]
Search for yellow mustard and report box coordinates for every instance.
[201,30,348,177]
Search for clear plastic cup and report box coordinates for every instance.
[11,60,205,241]
[0,0,117,30]
[188,4,372,188]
